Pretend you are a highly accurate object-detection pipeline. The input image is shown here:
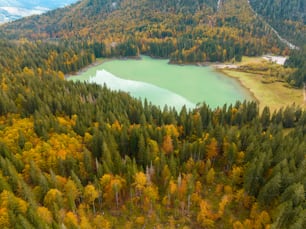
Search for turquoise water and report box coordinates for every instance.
[68,56,253,110]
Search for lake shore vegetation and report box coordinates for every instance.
[217,55,306,111]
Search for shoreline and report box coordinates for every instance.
[65,56,142,79]
[219,69,305,112]
[67,55,259,103]
[65,59,104,79]
[66,55,304,112]
[215,68,260,105]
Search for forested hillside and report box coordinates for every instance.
[285,46,306,87]
[0,0,290,63]
[249,0,306,47]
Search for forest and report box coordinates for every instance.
[0,0,294,63]
[249,0,306,47]
[0,59,305,228]
[0,36,305,228]
[0,0,305,228]
[285,46,306,87]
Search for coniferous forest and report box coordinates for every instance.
[0,0,305,228]
[0,37,305,228]
[0,0,297,63]
[249,0,306,47]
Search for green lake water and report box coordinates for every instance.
[68,56,253,110]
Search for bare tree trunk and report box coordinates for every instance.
[115,190,119,209]
[92,201,96,215]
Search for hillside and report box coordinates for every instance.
[249,0,306,47]
[0,0,291,63]
[1,0,304,86]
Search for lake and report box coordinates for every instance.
[68,56,253,110]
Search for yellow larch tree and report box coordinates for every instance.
[64,211,79,229]
[43,188,63,212]
[0,207,10,228]
[206,137,218,163]
[197,199,215,228]
[37,206,53,225]
[162,135,173,154]
[64,179,80,212]
[93,214,112,229]
[83,184,99,214]
[206,168,215,184]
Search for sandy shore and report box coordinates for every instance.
[213,64,239,69]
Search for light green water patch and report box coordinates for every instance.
[68,56,253,110]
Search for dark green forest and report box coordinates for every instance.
[285,46,306,87]
[250,0,306,47]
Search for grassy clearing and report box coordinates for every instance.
[221,69,305,112]
[238,56,266,65]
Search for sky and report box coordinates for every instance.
[0,0,78,23]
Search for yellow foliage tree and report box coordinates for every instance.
[231,166,244,185]
[64,211,79,229]
[206,138,218,162]
[64,179,80,212]
[243,219,253,228]
[0,207,10,228]
[134,172,147,194]
[197,200,215,228]
[57,71,65,80]
[217,195,231,218]
[0,190,28,214]
[144,185,159,211]
[93,215,112,229]
[43,189,63,211]
[162,135,173,154]
[233,220,244,229]
[80,215,92,229]
[135,216,145,226]
[37,206,53,224]
[84,184,99,214]
[100,174,126,208]
[206,168,215,184]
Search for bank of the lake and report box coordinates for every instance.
[68,56,254,110]
[220,69,305,112]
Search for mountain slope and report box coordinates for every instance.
[249,0,306,47]
[0,0,218,39]
[0,0,289,63]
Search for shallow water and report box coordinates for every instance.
[68,56,253,110]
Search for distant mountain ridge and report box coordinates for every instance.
[0,0,78,24]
